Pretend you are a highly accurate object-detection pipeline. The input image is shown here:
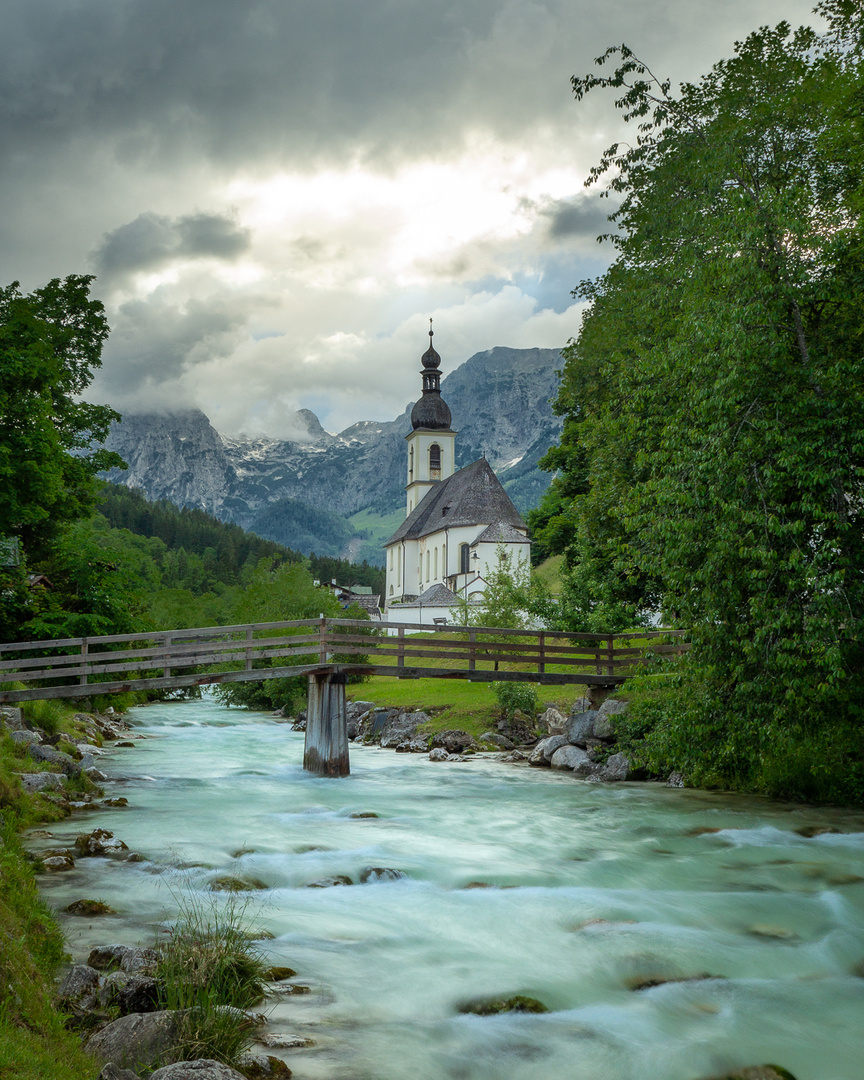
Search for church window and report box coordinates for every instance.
[434,547,438,579]
[429,443,441,480]
[460,543,470,575]
[426,551,430,579]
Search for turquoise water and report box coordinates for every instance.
[32,697,864,1080]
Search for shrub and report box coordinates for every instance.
[492,681,539,722]
[157,892,268,1064]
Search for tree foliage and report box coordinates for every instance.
[543,3,864,800]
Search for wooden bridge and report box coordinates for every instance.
[0,618,687,776]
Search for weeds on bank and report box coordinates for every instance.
[157,891,268,1063]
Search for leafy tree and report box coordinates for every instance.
[0,276,127,640]
[546,3,864,800]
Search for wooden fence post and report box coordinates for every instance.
[538,632,545,676]
[319,615,328,664]
[468,629,476,672]
[245,627,254,672]
[303,671,350,777]
[80,639,89,685]
[607,634,615,678]
[163,633,173,679]
[397,626,405,671]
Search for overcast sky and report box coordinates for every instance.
[1,0,818,437]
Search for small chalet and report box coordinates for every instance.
[384,326,530,622]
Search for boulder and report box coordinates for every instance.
[550,745,594,773]
[568,696,592,717]
[700,1069,797,1080]
[149,1061,249,1080]
[527,738,555,766]
[598,752,633,782]
[98,1065,140,1080]
[87,944,160,974]
[593,699,627,739]
[305,875,353,887]
[86,767,109,782]
[258,1033,315,1049]
[86,1010,183,1070]
[11,729,41,747]
[235,1054,293,1078]
[480,732,514,750]
[208,875,268,892]
[379,710,430,748]
[667,771,685,788]
[429,748,449,762]
[29,743,81,776]
[496,718,537,745]
[0,706,23,730]
[65,899,114,916]
[457,994,549,1015]
[359,867,406,883]
[115,974,161,1015]
[75,829,129,857]
[541,735,570,761]
[538,708,567,736]
[58,964,101,1009]
[565,711,598,747]
[42,855,75,871]
[395,737,428,753]
[19,772,65,792]
[430,730,475,754]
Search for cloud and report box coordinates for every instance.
[93,211,250,278]
[2,0,822,440]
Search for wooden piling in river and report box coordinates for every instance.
[303,671,350,776]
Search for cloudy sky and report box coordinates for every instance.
[2,0,818,437]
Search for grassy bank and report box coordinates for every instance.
[352,676,588,741]
[0,706,102,1080]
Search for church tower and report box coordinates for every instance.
[405,321,456,516]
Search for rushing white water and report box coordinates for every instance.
[31,697,864,1080]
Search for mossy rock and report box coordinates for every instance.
[349,811,380,819]
[265,966,298,981]
[458,994,549,1016]
[703,1067,797,1080]
[209,874,269,892]
[65,898,115,916]
[103,797,128,807]
[238,1055,293,1079]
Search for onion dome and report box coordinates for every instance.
[411,320,452,430]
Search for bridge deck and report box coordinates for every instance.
[0,618,688,703]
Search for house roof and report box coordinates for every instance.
[473,521,529,545]
[400,583,460,607]
[385,457,526,545]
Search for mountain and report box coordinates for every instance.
[103,346,563,562]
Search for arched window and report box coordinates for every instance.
[429,443,441,480]
[434,547,438,579]
[460,543,470,575]
[426,551,431,579]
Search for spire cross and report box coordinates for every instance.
[429,317,433,341]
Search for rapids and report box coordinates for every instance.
[31,697,864,1080]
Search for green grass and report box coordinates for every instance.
[348,506,405,543]
[0,787,99,1079]
[533,555,565,595]
[157,892,268,1065]
[351,676,586,740]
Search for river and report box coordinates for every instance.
[31,696,864,1080]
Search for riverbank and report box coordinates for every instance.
[30,696,864,1080]
[0,703,124,1080]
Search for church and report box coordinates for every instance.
[383,326,531,621]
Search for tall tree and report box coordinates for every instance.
[0,275,126,639]
[546,3,864,799]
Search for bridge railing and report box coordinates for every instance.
[0,618,689,702]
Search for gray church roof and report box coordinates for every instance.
[410,583,460,607]
[385,457,526,545]
[473,521,529,545]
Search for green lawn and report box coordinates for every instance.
[349,675,587,740]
